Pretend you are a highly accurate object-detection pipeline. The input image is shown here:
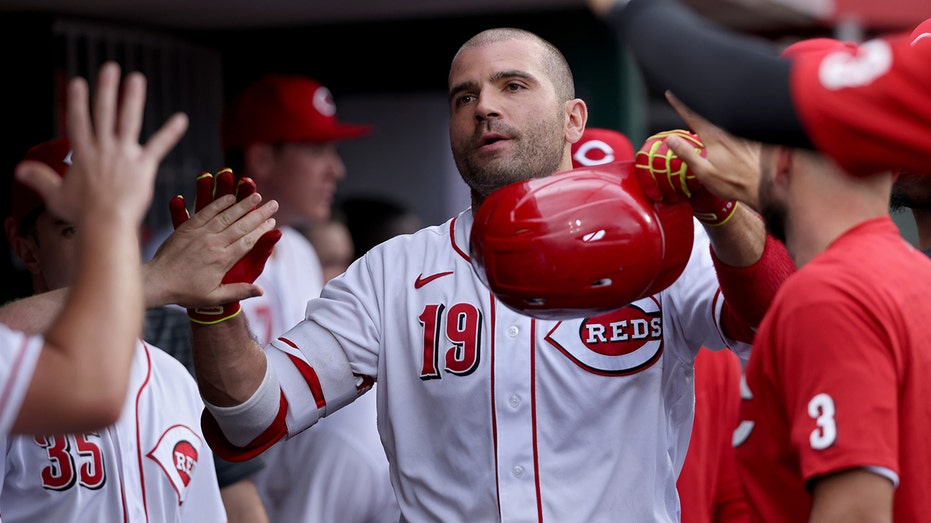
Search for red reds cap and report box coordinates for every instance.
[9,137,71,231]
[780,37,859,60]
[571,128,635,168]
[221,74,372,150]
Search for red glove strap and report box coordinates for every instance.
[188,302,242,325]
[691,189,738,227]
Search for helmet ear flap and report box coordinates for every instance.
[470,162,694,320]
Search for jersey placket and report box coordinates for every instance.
[492,310,540,522]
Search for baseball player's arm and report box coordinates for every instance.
[809,469,893,523]
[191,314,268,408]
[12,62,188,435]
[589,0,810,149]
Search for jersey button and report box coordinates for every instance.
[508,395,521,408]
[512,465,524,478]
[507,326,519,337]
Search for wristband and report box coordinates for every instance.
[691,189,738,227]
[188,302,243,325]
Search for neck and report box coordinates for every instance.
[911,208,931,251]
[785,170,891,268]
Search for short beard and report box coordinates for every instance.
[760,202,788,245]
[758,174,787,244]
[454,115,566,203]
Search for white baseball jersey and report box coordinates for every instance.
[242,225,399,523]
[0,341,225,522]
[224,209,750,522]
[241,226,324,346]
[0,325,43,435]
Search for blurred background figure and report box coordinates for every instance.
[339,196,423,260]
[300,209,354,283]
[677,349,749,523]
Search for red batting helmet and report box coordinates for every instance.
[469,161,694,320]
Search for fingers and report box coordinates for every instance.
[64,76,93,156]
[235,177,257,202]
[214,169,235,200]
[216,283,265,304]
[194,172,217,214]
[91,62,121,143]
[254,228,283,255]
[665,135,708,174]
[144,113,189,165]
[222,208,279,263]
[169,195,190,230]
[117,71,147,143]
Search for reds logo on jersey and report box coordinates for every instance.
[146,425,203,502]
[545,298,663,375]
[173,441,198,486]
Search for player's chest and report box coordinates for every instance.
[397,290,672,386]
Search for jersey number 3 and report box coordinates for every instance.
[808,393,837,450]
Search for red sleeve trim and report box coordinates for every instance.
[278,336,327,409]
[201,392,289,462]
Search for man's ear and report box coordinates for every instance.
[4,216,42,276]
[565,98,588,145]
[242,143,276,182]
[773,145,794,185]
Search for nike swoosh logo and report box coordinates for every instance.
[414,271,454,289]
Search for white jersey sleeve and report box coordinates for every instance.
[0,324,43,435]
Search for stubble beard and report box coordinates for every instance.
[454,114,566,202]
[758,175,788,245]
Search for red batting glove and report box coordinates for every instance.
[635,130,738,227]
[170,168,282,325]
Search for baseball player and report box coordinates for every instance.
[188,28,793,522]
[0,62,187,437]
[657,35,931,521]
[1,137,226,522]
[590,0,931,178]
[732,107,931,523]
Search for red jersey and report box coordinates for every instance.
[735,217,931,522]
[792,33,931,177]
[678,348,748,523]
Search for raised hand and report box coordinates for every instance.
[7,62,189,434]
[14,62,188,228]
[159,168,281,324]
[663,91,762,212]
